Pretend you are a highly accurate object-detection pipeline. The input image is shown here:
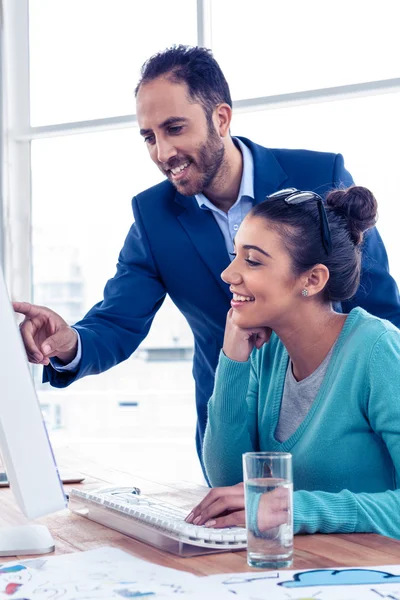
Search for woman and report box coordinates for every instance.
[186,186,400,538]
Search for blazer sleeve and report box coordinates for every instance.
[332,154,400,327]
[43,196,167,387]
[293,330,400,538]
[203,351,259,487]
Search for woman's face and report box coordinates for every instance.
[221,215,304,329]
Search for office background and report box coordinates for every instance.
[1,0,400,484]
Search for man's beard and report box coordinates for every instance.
[166,126,225,197]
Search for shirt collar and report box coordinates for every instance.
[195,137,254,211]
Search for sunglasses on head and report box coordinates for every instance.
[268,188,332,255]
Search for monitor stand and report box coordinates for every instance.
[0,524,55,556]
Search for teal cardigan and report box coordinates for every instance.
[203,308,400,538]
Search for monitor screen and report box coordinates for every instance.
[0,266,66,520]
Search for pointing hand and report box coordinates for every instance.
[13,302,78,365]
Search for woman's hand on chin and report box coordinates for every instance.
[185,482,246,528]
[223,309,272,362]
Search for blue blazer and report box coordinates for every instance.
[44,137,400,469]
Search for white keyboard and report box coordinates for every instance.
[69,486,247,557]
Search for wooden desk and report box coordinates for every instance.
[1,449,400,574]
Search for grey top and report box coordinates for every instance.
[275,344,335,443]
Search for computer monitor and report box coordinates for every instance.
[0,266,66,556]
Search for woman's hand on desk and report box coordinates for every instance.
[185,483,246,528]
[185,482,290,531]
[223,309,271,362]
[13,302,78,366]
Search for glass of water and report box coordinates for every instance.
[243,452,293,569]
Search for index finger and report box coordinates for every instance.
[12,301,46,319]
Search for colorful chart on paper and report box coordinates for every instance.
[0,546,228,599]
[207,564,400,599]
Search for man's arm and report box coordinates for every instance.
[43,196,167,387]
[332,154,400,327]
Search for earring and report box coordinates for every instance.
[301,289,308,297]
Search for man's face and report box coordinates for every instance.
[136,77,225,196]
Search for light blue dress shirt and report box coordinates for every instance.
[195,137,255,258]
[53,137,255,372]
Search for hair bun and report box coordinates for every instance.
[325,185,378,246]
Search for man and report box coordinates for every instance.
[15,45,400,475]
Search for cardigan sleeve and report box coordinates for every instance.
[293,330,400,538]
[203,351,259,487]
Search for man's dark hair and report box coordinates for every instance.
[251,186,378,303]
[135,45,232,122]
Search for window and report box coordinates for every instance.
[29,0,197,124]
[212,0,400,100]
[32,129,159,312]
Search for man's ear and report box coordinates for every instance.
[303,264,330,297]
[214,103,232,137]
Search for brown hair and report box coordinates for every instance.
[251,186,378,303]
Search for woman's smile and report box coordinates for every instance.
[231,291,255,309]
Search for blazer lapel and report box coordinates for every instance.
[175,194,231,297]
[237,136,289,204]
